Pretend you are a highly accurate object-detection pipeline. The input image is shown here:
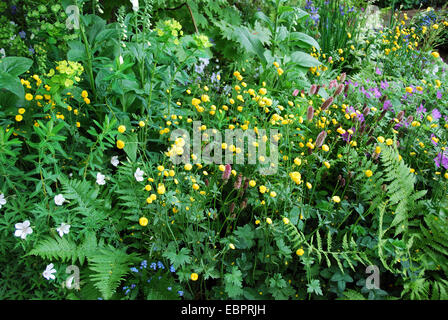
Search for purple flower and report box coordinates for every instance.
[432,108,441,121]
[380,81,389,90]
[436,91,442,99]
[375,67,382,75]
[416,104,426,114]
[19,31,26,39]
[383,100,392,111]
[434,152,448,170]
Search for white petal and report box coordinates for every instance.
[14,230,23,237]
[15,222,24,230]
[22,220,30,227]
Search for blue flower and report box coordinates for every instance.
[170,265,176,273]
[130,284,136,289]
[130,267,139,273]
[141,260,148,269]
[178,291,184,296]
[19,31,26,39]
[157,261,165,270]
[167,287,172,291]
[150,262,157,270]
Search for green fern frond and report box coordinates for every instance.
[88,245,136,300]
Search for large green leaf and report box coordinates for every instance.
[290,51,321,68]
[234,27,267,64]
[0,57,33,77]
[289,32,320,51]
[0,71,25,99]
[67,40,87,61]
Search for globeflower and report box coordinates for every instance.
[190,273,199,281]
[289,171,302,185]
[332,196,341,203]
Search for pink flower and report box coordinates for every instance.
[292,89,299,96]
[222,164,232,180]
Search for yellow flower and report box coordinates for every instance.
[405,87,413,93]
[324,161,331,169]
[306,182,312,189]
[139,217,148,226]
[81,90,88,98]
[145,185,152,191]
[282,217,290,224]
[322,144,329,152]
[184,163,193,171]
[76,122,80,128]
[157,184,166,194]
[277,68,284,76]
[296,248,304,256]
[249,180,256,187]
[375,146,381,154]
[18,108,26,114]
[377,136,385,143]
[294,158,302,166]
[386,138,393,146]
[332,196,341,203]
[118,125,126,133]
[190,273,199,281]
[117,140,125,149]
[270,191,277,197]
[229,243,235,250]
[25,93,33,101]
[289,171,302,185]
[445,172,448,179]
[266,217,272,224]
[365,170,373,177]
[139,121,145,127]
[15,115,23,122]
[431,51,440,58]
[259,185,267,193]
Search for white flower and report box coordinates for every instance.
[96,172,106,185]
[111,155,120,167]
[14,220,33,239]
[134,168,144,182]
[0,193,6,209]
[130,0,139,12]
[43,263,56,280]
[54,194,65,206]
[119,55,124,65]
[56,223,71,238]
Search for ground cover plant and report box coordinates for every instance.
[0,0,447,300]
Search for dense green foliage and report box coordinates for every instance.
[0,0,447,300]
